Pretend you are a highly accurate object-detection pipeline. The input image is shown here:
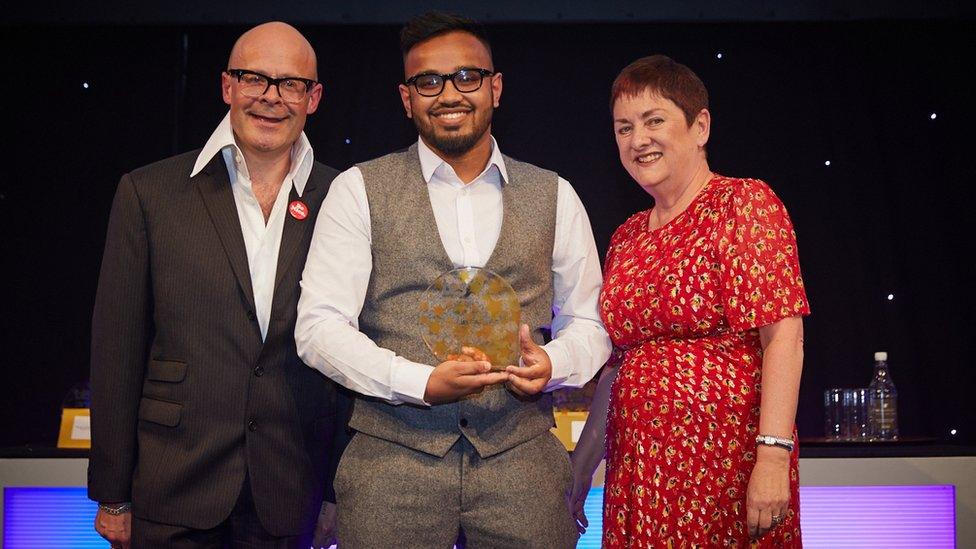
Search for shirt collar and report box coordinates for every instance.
[190,112,314,197]
[416,135,508,186]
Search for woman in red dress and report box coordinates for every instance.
[569,55,809,547]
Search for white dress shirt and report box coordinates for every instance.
[296,137,611,406]
[191,112,314,340]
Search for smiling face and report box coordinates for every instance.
[221,22,321,161]
[398,31,502,158]
[612,87,710,194]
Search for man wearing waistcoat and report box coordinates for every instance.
[296,12,611,548]
[89,22,347,548]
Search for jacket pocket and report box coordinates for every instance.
[138,397,182,427]
[146,359,187,382]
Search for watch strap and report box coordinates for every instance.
[98,502,132,515]
[755,434,795,452]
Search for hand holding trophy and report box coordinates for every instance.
[504,324,553,397]
[447,345,491,363]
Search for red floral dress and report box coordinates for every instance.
[600,176,810,548]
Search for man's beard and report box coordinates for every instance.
[414,104,492,157]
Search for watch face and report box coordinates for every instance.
[758,435,793,450]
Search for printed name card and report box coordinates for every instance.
[552,410,589,451]
[57,408,91,449]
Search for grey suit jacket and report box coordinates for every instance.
[88,149,345,536]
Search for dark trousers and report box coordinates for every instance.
[131,476,314,549]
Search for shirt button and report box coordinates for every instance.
[253,366,265,377]
[459,418,469,428]
[248,420,257,432]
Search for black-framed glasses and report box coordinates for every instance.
[405,68,494,97]
[226,69,317,103]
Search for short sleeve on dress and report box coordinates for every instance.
[716,179,810,332]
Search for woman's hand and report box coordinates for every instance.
[745,447,791,539]
[567,452,596,536]
[750,316,803,538]
[564,353,622,537]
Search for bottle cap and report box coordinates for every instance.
[874,351,888,361]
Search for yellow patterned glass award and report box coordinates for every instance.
[419,267,520,371]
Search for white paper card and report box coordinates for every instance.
[571,420,586,443]
[71,415,91,440]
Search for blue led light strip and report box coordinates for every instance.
[4,487,106,548]
[3,485,956,548]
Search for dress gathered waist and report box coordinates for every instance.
[619,328,759,354]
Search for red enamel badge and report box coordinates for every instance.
[288,200,309,221]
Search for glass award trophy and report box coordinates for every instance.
[419,267,520,371]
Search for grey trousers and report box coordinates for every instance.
[335,430,577,548]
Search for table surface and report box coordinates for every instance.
[4,438,975,459]
[798,437,976,458]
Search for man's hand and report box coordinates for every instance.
[94,508,131,549]
[424,358,509,404]
[447,346,490,363]
[312,501,337,548]
[505,324,552,396]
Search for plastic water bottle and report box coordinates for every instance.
[867,351,899,440]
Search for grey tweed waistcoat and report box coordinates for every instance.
[351,143,558,458]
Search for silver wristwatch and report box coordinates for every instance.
[98,502,132,515]
[755,434,795,453]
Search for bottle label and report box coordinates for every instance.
[868,394,898,439]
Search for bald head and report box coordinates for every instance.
[221,21,323,161]
[229,21,317,80]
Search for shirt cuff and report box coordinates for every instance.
[542,340,573,392]
[390,357,436,406]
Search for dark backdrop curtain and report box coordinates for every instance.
[2,21,973,446]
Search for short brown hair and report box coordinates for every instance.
[610,55,708,126]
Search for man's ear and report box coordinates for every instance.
[398,84,413,119]
[490,72,503,108]
[221,71,233,106]
[306,82,324,115]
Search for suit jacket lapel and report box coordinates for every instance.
[273,184,310,294]
[271,166,328,324]
[195,154,257,314]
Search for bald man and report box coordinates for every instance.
[88,22,347,548]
